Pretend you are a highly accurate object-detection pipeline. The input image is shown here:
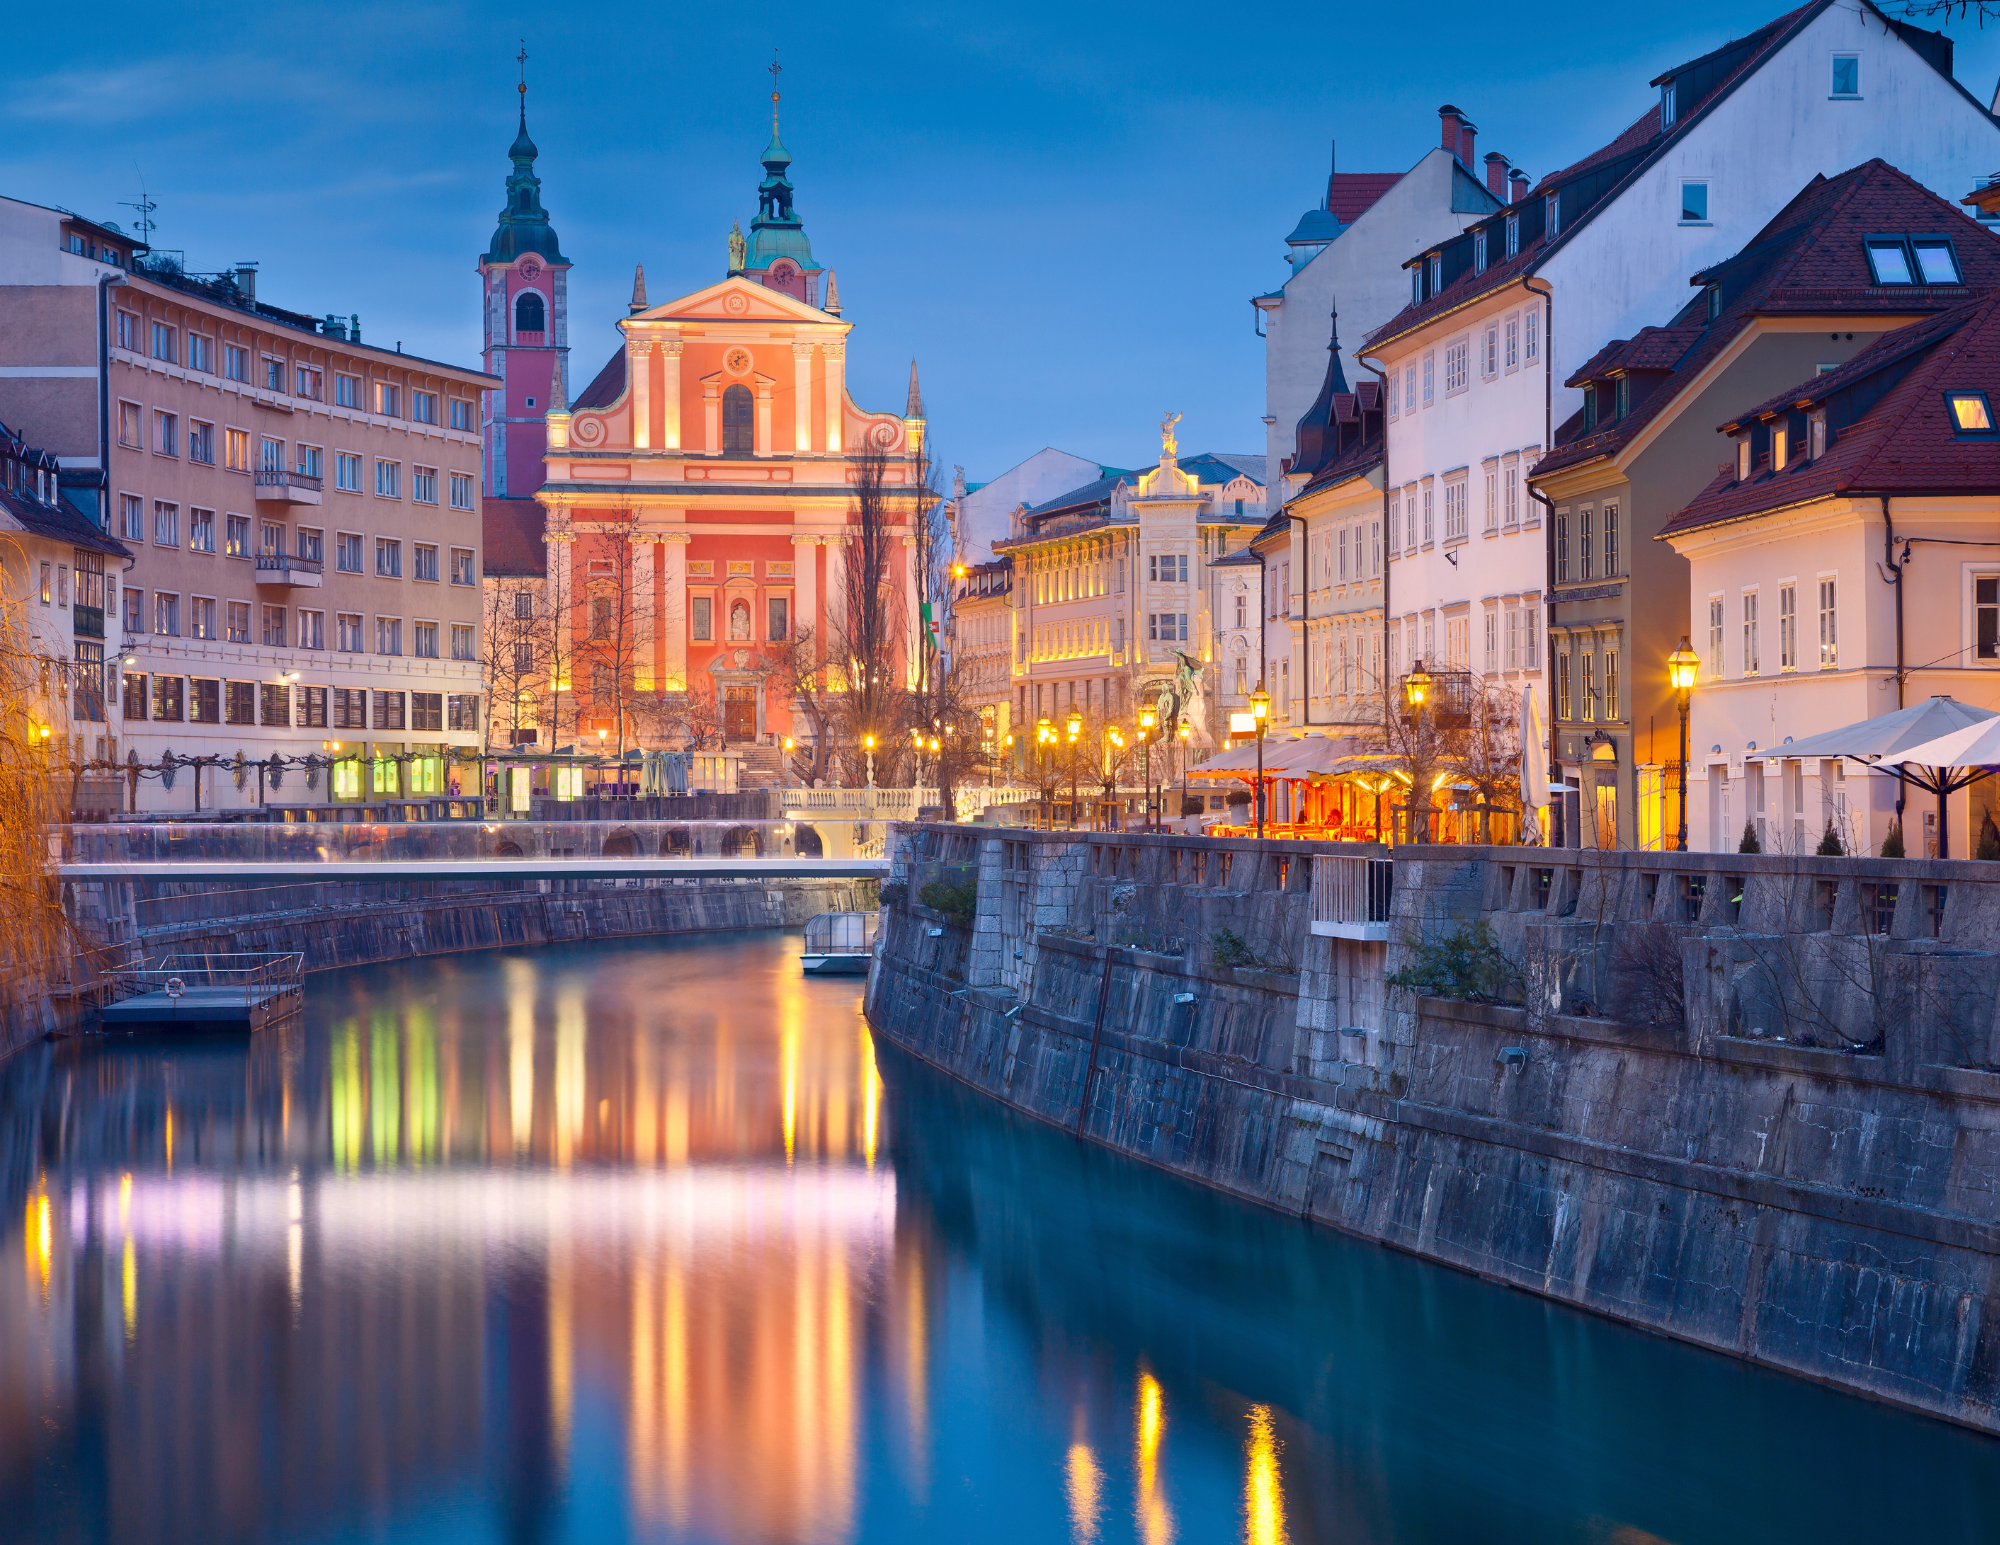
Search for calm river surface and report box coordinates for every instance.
[2,932,1998,1543]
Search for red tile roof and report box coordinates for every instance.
[573,346,626,411]
[1658,293,2000,538]
[1536,159,2000,479]
[483,498,546,577]
[1327,173,1403,226]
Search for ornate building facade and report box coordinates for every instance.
[484,94,926,751]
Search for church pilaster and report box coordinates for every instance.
[661,341,683,450]
[659,530,690,691]
[630,340,652,449]
[792,342,815,453]
[823,342,845,453]
[629,529,657,691]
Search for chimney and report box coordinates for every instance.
[1459,119,1477,167]
[234,261,257,304]
[1509,168,1530,203]
[1485,151,1510,199]
[1438,104,1464,155]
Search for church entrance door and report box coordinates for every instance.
[723,685,757,743]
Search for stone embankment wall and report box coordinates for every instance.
[868,825,2000,1435]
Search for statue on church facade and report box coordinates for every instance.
[727,222,746,273]
[1160,411,1181,459]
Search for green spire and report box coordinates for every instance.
[483,78,566,266]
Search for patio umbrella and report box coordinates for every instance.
[1876,712,2000,858]
[1519,687,1548,812]
[1771,696,2000,858]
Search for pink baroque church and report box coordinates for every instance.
[482,82,927,750]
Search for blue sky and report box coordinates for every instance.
[9,1,2000,482]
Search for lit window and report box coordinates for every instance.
[1681,181,1709,223]
[1831,53,1860,97]
[1980,577,2000,661]
[1865,238,1914,285]
[1948,392,1996,435]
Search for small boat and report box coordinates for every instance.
[801,911,877,976]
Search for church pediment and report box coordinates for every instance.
[633,275,839,327]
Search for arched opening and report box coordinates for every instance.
[493,838,524,859]
[721,825,763,857]
[722,384,754,455]
[515,290,545,333]
[661,827,692,857]
[601,831,638,858]
[794,823,824,857]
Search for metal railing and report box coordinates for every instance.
[255,552,324,578]
[254,467,323,494]
[1313,854,1395,928]
[106,951,304,1007]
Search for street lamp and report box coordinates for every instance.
[1249,687,1272,838]
[1137,706,1157,830]
[1667,636,1701,852]
[1065,709,1083,829]
[1404,660,1433,843]
[864,731,877,788]
[782,735,795,792]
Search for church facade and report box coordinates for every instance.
[481,91,927,753]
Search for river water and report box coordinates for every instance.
[1,932,1997,1544]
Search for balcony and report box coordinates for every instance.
[254,467,323,506]
[73,603,104,640]
[255,553,324,589]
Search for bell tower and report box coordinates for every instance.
[478,50,570,500]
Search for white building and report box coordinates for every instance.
[948,448,1105,569]
[1361,0,2000,838]
[1255,106,1502,486]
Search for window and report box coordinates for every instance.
[188,421,214,465]
[1403,365,1415,414]
[1482,324,1498,379]
[1387,493,1401,552]
[376,539,402,578]
[259,356,283,392]
[1772,424,1789,471]
[514,590,534,619]
[1736,438,1753,480]
[1504,463,1520,528]
[373,689,406,730]
[412,391,438,425]
[1912,238,1962,285]
[451,623,476,661]
[1444,338,1468,395]
[375,460,401,499]
[1680,181,1709,224]
[1427,254,1441,294]
[375,617,403,656]
[117,402,141,447]
[1524,307,1539,365]
[445,547,474,586]
[1503,314,1520,374]
[1422,351,1435,406]
[1831,52,1860,97]
[115,494,141,544]
[299,609,324,649]
[1780,583,1798,671]
[413,467,437,505]
[449,693,481,731]
[1605,650,1620,720]
[722,384,754,454]
[189,508,215,553]
[1742,591,1761,675]
[190,679,219,723]
[227,514,251,558]
[1866,237,1915,285]
[450,399,474,432]
[413,543,439,582]
[1505,609,1521,671]
[515,291,545,333]
[38,562,50,605]
[190,596,216,640]
[1811,414,1827,458]
[336,452,362,491]
[1661,78,1678,126]
[152,675,184,722]
[1581,651,1596,721]
[332,686,366,728]
[260,683,290,728]
[335,374,360,408]
[260,436,283,472]
[295,366,322,400]
[226,601,250,643]
[590,595,613,639]
[152,591,179,636]
[153,501,178,548]
[1555,513,1569,584]
[768,596,789,640]
[411,692,444,733]
[691,596,712,640]
[122,672,147,721]
[1484,609,1498,674]
[1504,212,1519,259]
[185,334,211,373]
[1947,391,1996,436]
[224,345,248,382]
[225,427,251,471]
[1369,519,1382,574]
[1558,651,1573,720]
[116,312,138,351]
[1603,504,1619,576]
[154,411,177,456]
[262,604,287,647]
[150,322,176,363]
[374,383,400,417]
[1443,477,1467,541]
[301,686,328,728]
[450,472,474,510]
[337,613,364,651]
[1579,508,1594,578]
[414,621,439,658]
[1473,229,1488,275]
[1819,578,1838,667]
[122,587,143,634]
[297,444,323,480]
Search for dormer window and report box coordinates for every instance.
[1583,387,1598,432]
[1545,193,1561,239]
[1772,424,1789,471]
[1947,391,1997,437]
[1412,268,1422,306]
[1473,229,1488,275]
[1810,412,1827,458]
[1505,213,1519,259]
[1615,376,1630,421]
[1707,284,1722,321]
[1737,438,1752,480]
[1427,254,1442,293]
[1660,79,1678,127]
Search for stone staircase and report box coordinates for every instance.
[734,742,785,791]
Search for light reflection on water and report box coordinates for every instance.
[1,931,1998,1543]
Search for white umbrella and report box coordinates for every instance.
[1767,695,1997,763]
[1519,686,1548,811]
[1874,714,2000,858]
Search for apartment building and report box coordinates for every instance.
[0,194,498,814]
[946,558,1014,753]
[1360,0,2000,840]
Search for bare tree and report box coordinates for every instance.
[571,535,659,756]
[1357,668,1521,843]
[830,451,909,776]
